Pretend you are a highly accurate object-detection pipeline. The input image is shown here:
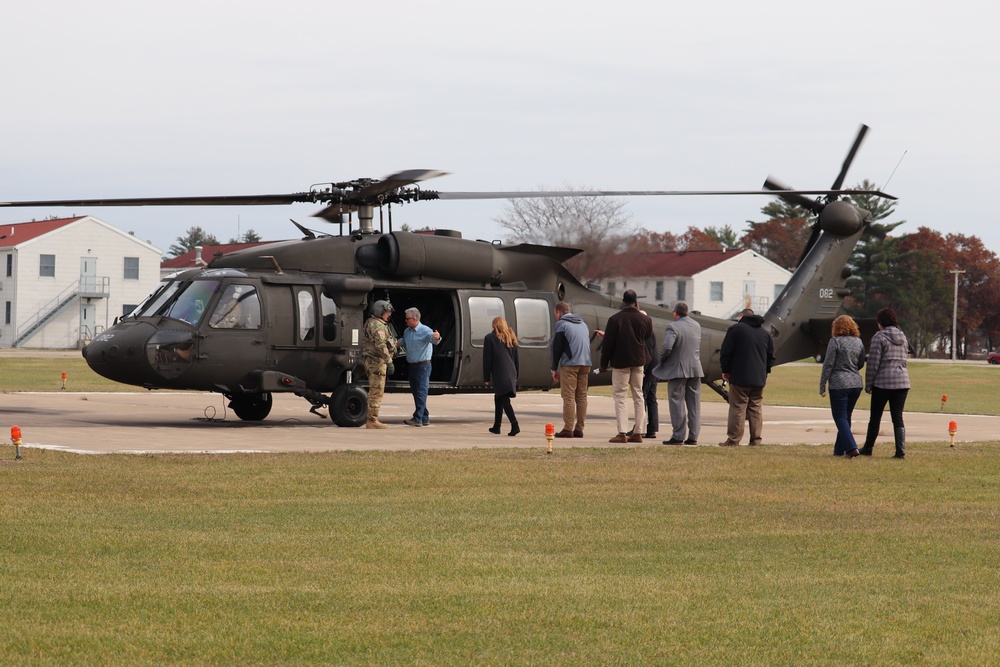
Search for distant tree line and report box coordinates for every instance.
[168,227,262,258]
[494,182,1000,358]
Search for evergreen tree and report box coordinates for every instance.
[227,229,262,243]
[844,179,907,317]
[704,224,741,250]
[169,226,220,257]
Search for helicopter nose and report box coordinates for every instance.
[82,322,162,386]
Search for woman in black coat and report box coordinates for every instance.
[483,316,520,436]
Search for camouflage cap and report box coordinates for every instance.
[372,300,393,317]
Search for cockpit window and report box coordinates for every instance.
[164,280,220,326]
[134,280,181,318]
[209,284,262,329]
[321,293,337,341]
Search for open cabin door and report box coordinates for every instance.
[381,288,460,390]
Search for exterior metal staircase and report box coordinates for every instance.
[13,277,109,347]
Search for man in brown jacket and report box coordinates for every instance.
[599,290,653,443]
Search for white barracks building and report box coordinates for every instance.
[0,216,161,349]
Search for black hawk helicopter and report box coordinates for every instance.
[2,125,893,425]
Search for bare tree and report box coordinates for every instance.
[493,188,635,278]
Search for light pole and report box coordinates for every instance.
[950,269,965,361]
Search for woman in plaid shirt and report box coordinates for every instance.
[860,307,911,459]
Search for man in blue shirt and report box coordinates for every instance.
[401,307,441,426]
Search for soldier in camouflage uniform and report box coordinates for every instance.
[362,300,397,429]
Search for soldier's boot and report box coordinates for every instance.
[366,419,388,430]
[893,427,905,459]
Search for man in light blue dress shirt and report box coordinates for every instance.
[401,307,441,426]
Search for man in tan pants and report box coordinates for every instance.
[550,302,592,438]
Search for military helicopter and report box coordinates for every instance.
[2,125,892,426]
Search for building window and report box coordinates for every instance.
[774,284,786,301]
[607,281,617,297]
[513,297,551,348]
[677,281,687,301]
[655,281,664,302]
[5,254,11,277]
[39,254,56,277]
[4,301,10,325]
[124,257,140,280]
[710,281,724,302]
[122,304,138,318]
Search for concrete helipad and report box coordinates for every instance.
[2,390,994,454]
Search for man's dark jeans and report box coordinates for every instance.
[408,362,432,424]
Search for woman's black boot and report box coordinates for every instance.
[893,427,906,459]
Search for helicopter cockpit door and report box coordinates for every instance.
[195,280,267,382]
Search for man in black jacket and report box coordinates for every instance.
[718,309,775,446]
[599,290,653,443]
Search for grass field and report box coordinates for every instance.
[2,355,999,664]
[2,446,998,665]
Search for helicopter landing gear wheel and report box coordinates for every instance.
[229,392,273,421]
[330,384,368,427]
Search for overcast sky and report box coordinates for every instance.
[3,1,997,257]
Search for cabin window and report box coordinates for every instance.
[39,254,56,278]
[209,284,261,330]
[297,289,315,341]
[469,296,505,347]
[513,298,551,348]
[710,281,724,302]
[123,257,140,280]
[321,294,337,341]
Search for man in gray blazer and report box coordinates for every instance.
[652,302,704,445]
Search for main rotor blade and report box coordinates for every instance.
[0,193,316,208]
[761,178,825,214]
[434,188,895,201]
[1,186,897,212]
[831,124,869,190]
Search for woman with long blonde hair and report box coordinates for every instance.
[819,314,866,457]
[483,317,520,436]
